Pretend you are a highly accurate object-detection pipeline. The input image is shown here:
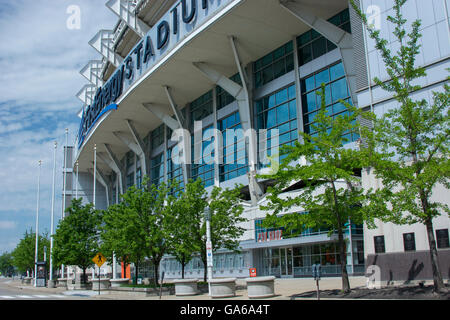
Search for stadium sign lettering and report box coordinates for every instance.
[78,0,234,148]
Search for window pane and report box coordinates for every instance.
[277,103,290,124]
[331,78,349,102]
[315,69,330,87]
[312,37,327,58]
[273,59,286,79]
[299,44,312,65]
[330,63,345,81]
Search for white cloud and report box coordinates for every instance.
[0,221,16,230]
[0,0,116,251]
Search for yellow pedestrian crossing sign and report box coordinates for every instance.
[92,253,106,268]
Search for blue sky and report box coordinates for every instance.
[0,1,115,254]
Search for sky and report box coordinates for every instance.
[0,0,116,254]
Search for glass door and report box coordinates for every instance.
[280,247,294,277]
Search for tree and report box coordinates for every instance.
[198,183,245,282]
[101,177,175,286]
[52,199,101,283]
[0,252,14,277]
[351,0,449,293]
[11,229,50,276]
[166,179,206,279]
[259,86,373,293]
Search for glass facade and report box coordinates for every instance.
[301,61,359,143]
[297,9,351,66]
[218,111,248,182]
[255,84,298,164]
[151,153,164,187]
[191,125,215,187]
[151,124,165,150]
[216,73,242,110]
[167,146,184,191]
[190,90,213,125]
[253,41,294,88]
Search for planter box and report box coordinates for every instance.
[110,278,130,288]
[23,277,33,285]
[173,279,199,296]
[245,276,276,299]
[209,278,236,298]
[90,278,111,291]
[110,286,175,296]
[56,278,68,288]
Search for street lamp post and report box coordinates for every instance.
[49,142,57,285]
[204,207,213,296]
[34,160,42,287]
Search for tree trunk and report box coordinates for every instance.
[338,226,351,293]
[153,259,160,287]
[82,268,86,284]
[181,255,186,279]
[425,218,447,293]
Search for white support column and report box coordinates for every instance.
[89,30,124,67]
[279,0,358,105]
[142,103,181,131]
[163,86,186,129]
[125,120,147,177]
[104,144,124,194]
[88,167,110,208]
[106,0,151,38]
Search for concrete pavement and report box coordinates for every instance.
[1,276,368,300]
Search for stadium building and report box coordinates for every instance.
[64,0,449,283]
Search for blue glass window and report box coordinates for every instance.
[253,41,294,88]
[219,112,248,182]
[191,125,215,187]
[301,62,358,144]
[255,84,298,167]
[151,153,164,187]
[297,9,351,67]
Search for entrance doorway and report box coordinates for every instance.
[280,247,293,277]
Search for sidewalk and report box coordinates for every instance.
[6,277,368,300]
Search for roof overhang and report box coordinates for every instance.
[76,0,349,174]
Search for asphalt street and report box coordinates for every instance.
[0,278,88,300]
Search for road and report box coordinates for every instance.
[0,278,88,300]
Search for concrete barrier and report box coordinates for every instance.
[23,277,33,285]
[109,278,130,288]
[209,278,236,298]
[245,276,276,298]
[173,279,199,296]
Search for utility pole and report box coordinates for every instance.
[34,160,42,287]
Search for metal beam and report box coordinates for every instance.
[279,0,358,105]
[88,167,110,208]
[192,62,251,133]
[103,144,124,194]
[89,29,124,67]
[163,86,186,129]
[106,0,151,38]
[142,103,181,131]
[80,60,104,88]
[76,84,96,106]
[125,120,148,177]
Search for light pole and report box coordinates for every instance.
[34,160,42,287]
[49,142,57,285]
[204,207,213,296]
[75,160,79,199]
[61,128,68,279]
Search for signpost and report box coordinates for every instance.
[92,253,106,295]
[312,264,322,300]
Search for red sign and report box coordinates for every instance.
[257,230,282,242]
[249,268,257,277]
